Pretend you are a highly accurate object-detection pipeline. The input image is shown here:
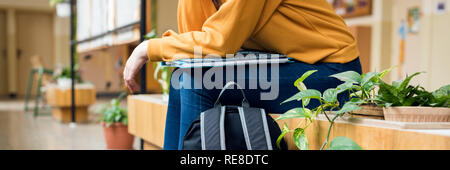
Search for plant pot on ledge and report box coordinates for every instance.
[383,107,450,122]
[102,122,135,150]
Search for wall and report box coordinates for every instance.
[5,9,17,96]
[428,0,450,90]
[16,11,55,96]
[0,0,70,97]
[156,0,179,35]
[0,11,7,96]
[345,0,394,82]
[53,16,70,67]
[0,0,53,12]
[390,0,450,90]
[345,0,450,90]
[79,46,128,94]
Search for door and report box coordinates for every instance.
[16,11,54,96]
[0,11,7,97]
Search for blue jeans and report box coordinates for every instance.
[163,58,362,150]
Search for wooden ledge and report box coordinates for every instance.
[128,94,450,150]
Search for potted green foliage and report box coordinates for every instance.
[145,30,172,101]
[277,70,362,150]
[153,63,172,101]
[374,72,450,122]
[49,0,71,18]
[53,64,83,89]
[329,67,394,119]
[94,92,135,150]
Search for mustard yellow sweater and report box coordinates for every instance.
[147,0,359,64]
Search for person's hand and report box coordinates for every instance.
[123,40,149,93]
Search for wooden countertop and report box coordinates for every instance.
[128,94,450,150]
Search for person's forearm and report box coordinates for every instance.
[123,40,149,92]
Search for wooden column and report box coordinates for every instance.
[6,9,17,97]
[53,15,71,67]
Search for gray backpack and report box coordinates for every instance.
[181,82,287,150]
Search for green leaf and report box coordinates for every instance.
[276,131,287,150]
[336,82,354,94]
[352,85,362,91]
[432,85,450,107]
[379,66,396,80]
[349,91,362,98]
[349,98,365,105]
[303,98,311,107]
[330,71,362,84]
[361,72,378,86]
[379,81,399,101]
[281,89,322,105]
[323,89,338,103]
[362,81,376,92]
[392,80,402,89]
[143,29,157,39]
[335,102,361,115]
[276,108,310,121]
[294,70,318,88]
[399,72,422,91]
[121,117,128,125]
[293,128,308,150]
[296,82,307,92]
[153,62,162,80]
[327,137,362,150]
[110,99,119,106]
[114,114,122,122]
[282,122,289,132]
[276,123,289,149]
[49,0,64,7]
[433,85,449,97]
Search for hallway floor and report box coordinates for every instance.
[0,99,139,150]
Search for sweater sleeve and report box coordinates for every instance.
[147,0,266,62]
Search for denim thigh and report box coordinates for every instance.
[163,58,362,150]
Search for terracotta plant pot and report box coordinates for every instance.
[383,107,450,122]
[351,104,384,120]
[102,122,135,150]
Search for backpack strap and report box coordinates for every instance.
[237,107,252,150]
[214,81,250,107]
[201,106,225,150]
[238,107,274,150]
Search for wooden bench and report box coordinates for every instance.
[46,84,96,123]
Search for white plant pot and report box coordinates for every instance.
[56,2,71,18]
[383,107,450,122]
[57,78,72,90]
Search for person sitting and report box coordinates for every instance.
[123,0,362,150]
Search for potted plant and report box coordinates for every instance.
[53,64,83,89]
[145,30,172,101]
[277,70,362,150]
[95,92,135,150]
[374,72,450,122]
[49,0,71,18]
[153,63,172,101]
[329,67,395,119]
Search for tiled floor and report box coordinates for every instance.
[0,98,139,150]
